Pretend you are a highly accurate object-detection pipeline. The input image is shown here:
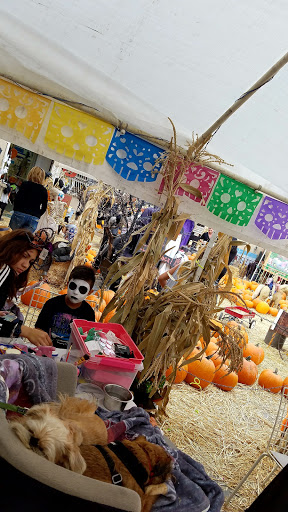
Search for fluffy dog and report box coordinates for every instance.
[10,403,86,474]
[11,395,108,445]
[10,401,172,511]
[81,436,172,512]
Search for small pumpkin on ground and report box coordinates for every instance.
[243,343,264,365]
[95,289,115,304]
[213,364,238,391]
[224,321,248,347]
[103,309,117,323]
[282,376,288,398]
[166,362,188,384]
[269,307,279,317]
[252,297,262,309]
[185,354,215,390]
[205,342,224,367]
[86,295,107,312]
[237,356,258,385]
[258,368,283,394]
[95,311,102,322]
[256,301,270,315]
[21,282,51,309]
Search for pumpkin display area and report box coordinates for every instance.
[160,298,288,512]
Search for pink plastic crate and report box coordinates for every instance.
[67,319,144,389]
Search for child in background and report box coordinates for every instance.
[35,265,95,348]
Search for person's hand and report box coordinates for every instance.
[21,325,52,347]
[0,311,8,317]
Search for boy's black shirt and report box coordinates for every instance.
[35,294,95,347]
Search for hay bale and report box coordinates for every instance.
[47,261,71,287]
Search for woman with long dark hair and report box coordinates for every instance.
[0,229,52,346]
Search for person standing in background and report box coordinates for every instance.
[0,180,11,220]
[9,167,48,232]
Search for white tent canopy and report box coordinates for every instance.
[0,0,288,253]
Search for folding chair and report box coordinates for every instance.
[226,386,288,506]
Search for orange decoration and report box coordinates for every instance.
[21,282,51,309]
[166,363,188,384]
[258,369,283,394]
[103,309,117,323]
[282,376,288,398]
[213,364,238,391]
[94,311,102,322]
[59,288,67,295]
[86,295,106,312]
[237,357,258,385]
[243,343,264,365]
[269,307,279,317]
[185,354,215,389]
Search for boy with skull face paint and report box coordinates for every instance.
[35,265,95,348]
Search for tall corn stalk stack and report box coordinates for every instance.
[102,123,246,412]
[65,182,112,280]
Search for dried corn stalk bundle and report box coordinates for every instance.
[102,121,229,332]
[134,236,246,402]
[67,182,112,274]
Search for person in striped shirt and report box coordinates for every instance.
[0,229,52,346]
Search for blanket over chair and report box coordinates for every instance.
[97,406,224,512]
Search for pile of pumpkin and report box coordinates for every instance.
[21,282,116,323]
[219,275,286,316]
[84,247,97,269]
[166,320,288,394]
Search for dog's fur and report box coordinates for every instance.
[81,436,172,512]
[11,395,108,445]
[10,403,86,474]
[10,399,172,511]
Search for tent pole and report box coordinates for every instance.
[193,52,288,149]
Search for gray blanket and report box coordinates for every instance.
[0,354,58,404]
[97,406,224,512]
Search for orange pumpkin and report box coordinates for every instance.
[243,293,253,301]
[85,261,93,268]
[281,412,288,432]
[185,354,215,389]
[205,343,224,367]
[166,363,188,384]
[237,356,258,385]
[224,321,248,346]
[213,364,238,391]
[88,249,97,257]
[86,295,107,312]
[281,304,288,310]
[103,309,117,323]
[252,297,262,309]
[94,311,102,322]
[282,376,288,398]
[21,282,51,309]
[269,307,279,317]
[256,301,270,315]
[245,300,254,309]
[87,254,94,262]
[59,288,67,295]
[250,282,259,291]
[258,369,283,394]
[243,343,264,365]
[103,290,115,304]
